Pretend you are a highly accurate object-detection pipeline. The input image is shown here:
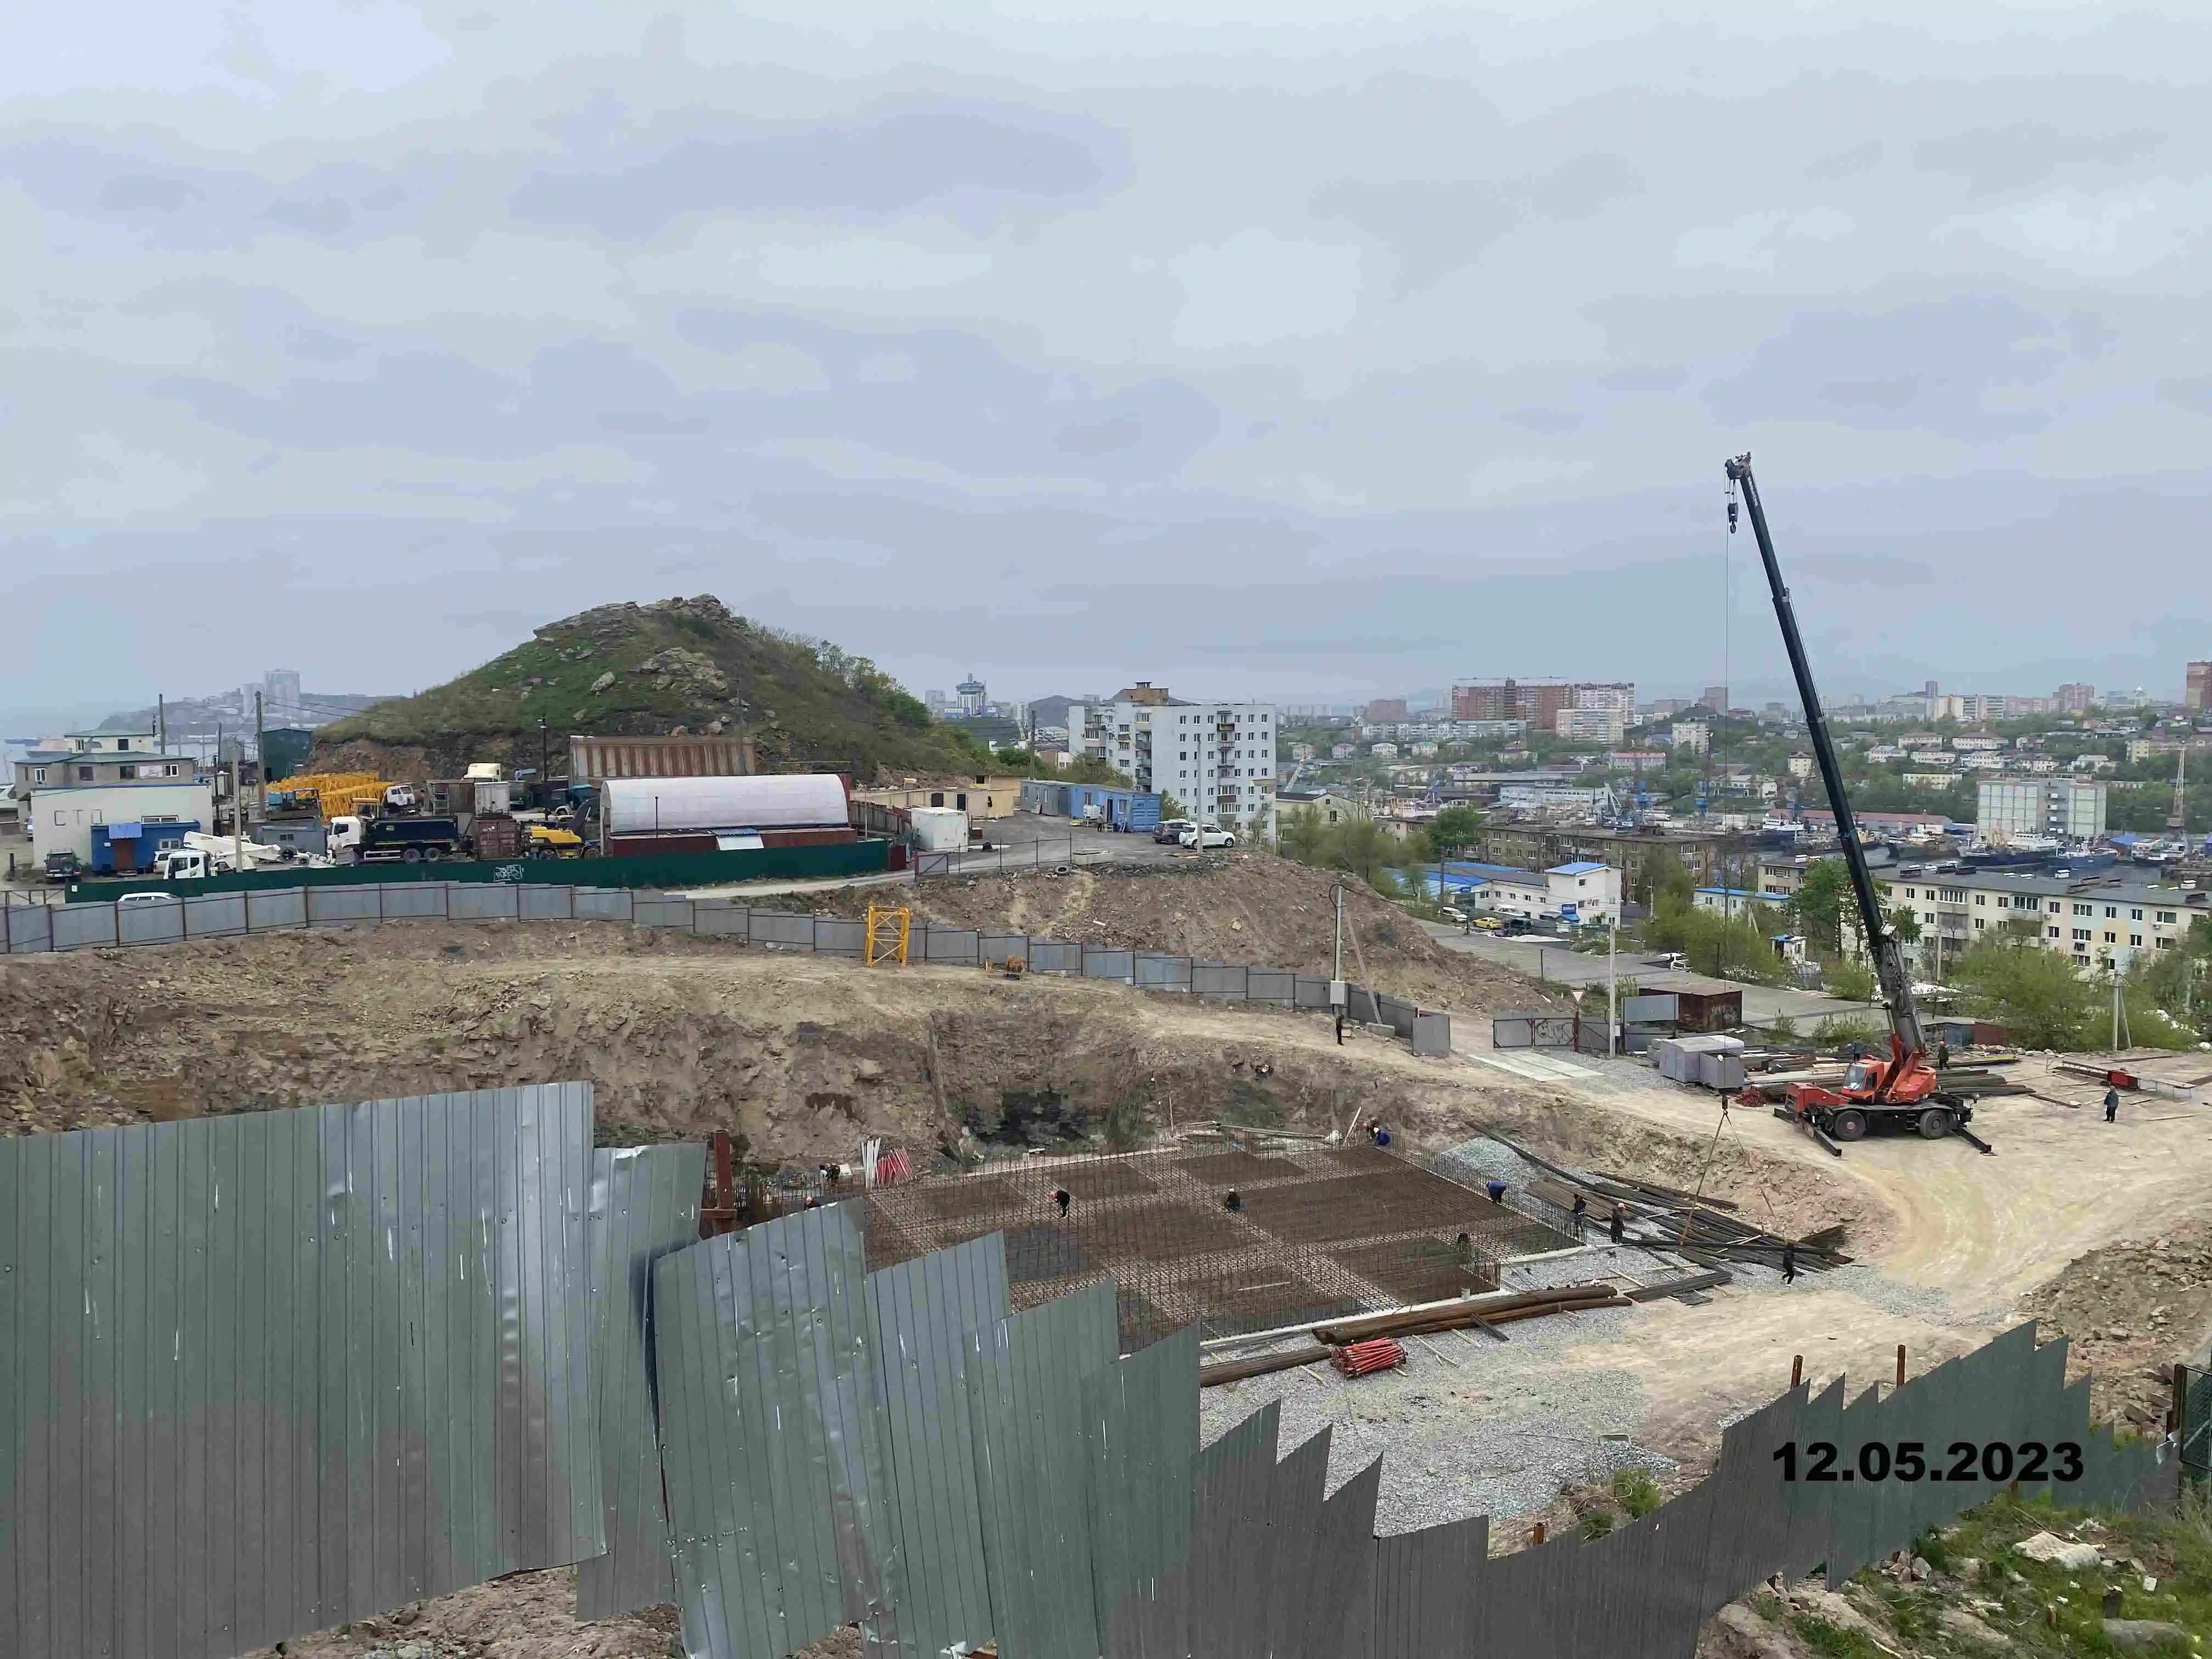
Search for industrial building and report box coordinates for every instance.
[1069,686,1276,834]
[30,779,216,870]
[1433,859,1623,926]
[1977,777,2108,841]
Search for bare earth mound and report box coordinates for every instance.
[805,853,1562,1015]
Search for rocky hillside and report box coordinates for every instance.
[311,595,991,781]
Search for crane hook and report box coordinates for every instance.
[1725,475,1739,535]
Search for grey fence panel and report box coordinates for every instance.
[1081,948,1135,984]
[1264,1426,1330,1659]
[1188,1403,1278,1659]
[747,910,816,947]
[1293,976,1332,1010]
[449,885,521,921]
[654,1205,890,1659]
[1248,968,1295,1007]
[1375,996,1417,1038]
[377,883,449,920]
[816,917,868,957]
[1344,986,1381,1025]
[979,932,1030,968]
[576,1143,707,1622]
[307,885,381,925]
[182,893,249,939]
[688,902,747,938]
[243,886,308,931]
[1087,1327,1198,1654]
[1372,1514,1485,1659]
[967,1281,1119,1659]
[634,898,697,930]
[0,1084,602,1659]
[1308,1453,1379,1659]
[1698,1390,1800,1624]
[1029,940,1081,975]
[574,889,635,922]
[116,900,185,946]
[1193,963,1246,999]
[5,903,53,954]
[1622,993,1679,1024]
[922,927,982,965]
[520,885,576,922]
[860,1235,1009,1659]
[1133,953,1190,992]
[1410,1013,1452,1057]
[52,903,118,950]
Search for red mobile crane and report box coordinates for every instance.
[1725,455,1990,1154]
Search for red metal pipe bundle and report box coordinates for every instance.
[1330,1337,1407,1378]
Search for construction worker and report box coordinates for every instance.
[1609,1203,1626,1245]
[2104,1087,2120,1124]
[1053,1188,1071,1217]
[1224,1189,1243,1213]
[1335,1012,1346,1045]
[1371,1122,1391,1148]
[1571,1193,1588,1236]
[1454,1231,1476,1271]
[1935,1040,1951,1070]
[1485,1178,1507,1205]
[1782,1240,1798,1284]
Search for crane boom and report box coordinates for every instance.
[1725,454,1925,1056]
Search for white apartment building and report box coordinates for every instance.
[1070,690,1277,834]
[1453,860,1623,927]
[1554,706,1628,743]
[1667,721,1711,755]
[1977,778,2108,842]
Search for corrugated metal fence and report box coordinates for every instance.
[0,1085,606,1659]
[2,1091,2183,1659]
[0,884,1451,1047]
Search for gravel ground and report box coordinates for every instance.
[1432,1133,1555,1190]
[1200,1305,1673,1534]
[1502,1244,1680,1293]
[1726,1257,2010,1328]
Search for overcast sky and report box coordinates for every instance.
[5,1,2210,731]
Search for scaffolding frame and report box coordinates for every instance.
[865,905,911,966]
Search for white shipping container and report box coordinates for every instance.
[601,773,850,835]
[908,807,969,853]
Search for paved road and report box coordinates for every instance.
[1420,922,1882,1026]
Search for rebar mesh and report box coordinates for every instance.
[864,1142,1577,1351]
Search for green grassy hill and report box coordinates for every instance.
[311,596,994,781]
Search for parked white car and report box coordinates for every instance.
[1178,827,1238,850]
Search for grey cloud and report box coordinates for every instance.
[1312,153,1641,293]
[1599,365,1687,393]
[1704,296,2077,442]
[1056,415,1143,456]
[1913,122,2166,195]
[0,139,435,250]
[509,108,1121,239]
[97,174,199,212]
[2158,376,2212,415]
[1806,140,1883,180]
[1503,407,1583,435]
[1798,552,1934,586]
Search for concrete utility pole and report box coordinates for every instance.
[1608,918,1618,1057]
[156,693,166,753]
[253,692,264,826]
[230,750,242,871]
[1333,882,1345,983]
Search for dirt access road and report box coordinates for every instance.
[1453,1019,2212,1445]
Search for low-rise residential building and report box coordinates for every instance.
[1977,778,2107,841]
[1370,742,1399,759]
[1667,721,1710,755]
[1554,706,1628,743]
[1436,859,1623,927]
[1694,887,1791,922]
[1873,867,2210,971]
[1277,788,1367,828]
[1786,753,1814,777]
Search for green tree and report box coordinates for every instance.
[1328,819,1398,888]
[1427,804,1485,860]
[1279,805,1328,865]
[1156,791,1187,822]
[1638,849,1697,911]
[1820,956,1877,1003]
[1886,904,1922,945]
[1784,859,1853,958]
[1948,938,2100,1049]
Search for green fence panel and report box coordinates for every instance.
[71,839,890,901]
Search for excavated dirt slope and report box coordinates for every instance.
[799,853,1562,1015]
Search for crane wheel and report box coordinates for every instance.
[1829,1109,1867,1143]
[1917,1108,1951,1140]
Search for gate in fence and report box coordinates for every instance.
[2183,1363,2212,1482]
